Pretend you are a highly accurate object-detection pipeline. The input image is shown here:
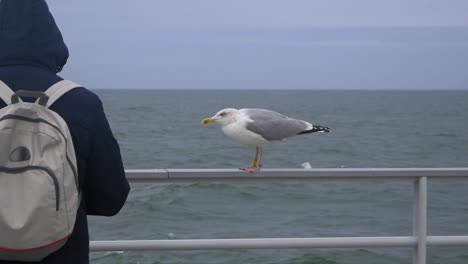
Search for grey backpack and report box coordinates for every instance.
[0,80,80,261]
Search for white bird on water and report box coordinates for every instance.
[202,108,330,172]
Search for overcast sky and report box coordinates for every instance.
[48,0,468,90]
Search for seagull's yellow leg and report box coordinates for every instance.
[240,146,261,172]
[252,147,259,167]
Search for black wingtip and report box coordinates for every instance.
[297,125,330,135]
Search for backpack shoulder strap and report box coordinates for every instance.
[45,80,82,108]
[0,80,14,105]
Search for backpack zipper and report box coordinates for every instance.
[0,166,60,211]
[0,114,79,193]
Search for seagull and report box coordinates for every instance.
[201,108,330,172]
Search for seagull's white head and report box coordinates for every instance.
[202,108,240,126]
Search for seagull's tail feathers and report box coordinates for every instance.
[297,125,330,135]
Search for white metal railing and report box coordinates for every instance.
[90,168,468,264]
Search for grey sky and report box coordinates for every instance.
[48,0,468,89]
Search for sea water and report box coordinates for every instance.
[89,90,468,264]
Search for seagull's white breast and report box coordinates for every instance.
[221,117,269,146]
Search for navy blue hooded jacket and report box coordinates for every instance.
[0,1,130,263]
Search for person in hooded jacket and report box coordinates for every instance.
[0,0,131,263]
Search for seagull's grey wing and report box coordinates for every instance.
[242,109,311,141]
[242,108,289,120]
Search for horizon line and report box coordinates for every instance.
[90,88,468,91]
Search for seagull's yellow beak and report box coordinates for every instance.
[201,117,215,124]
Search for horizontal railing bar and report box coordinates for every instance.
[90,237,417,251]
[126,169,169,183]
[125,168,468,183]
[118,168,468,262]
[427,236,468,246]
[90,235,468,251]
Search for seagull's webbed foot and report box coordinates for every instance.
[240,166,261,172]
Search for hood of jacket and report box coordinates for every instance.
[0,0,68,73]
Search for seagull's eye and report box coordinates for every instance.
[219,112,227,117]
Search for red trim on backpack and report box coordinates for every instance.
[0,233,71,252]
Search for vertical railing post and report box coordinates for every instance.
[413,176,427,264]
